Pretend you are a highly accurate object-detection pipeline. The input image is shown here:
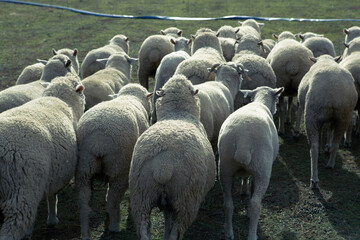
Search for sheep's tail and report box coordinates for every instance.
[286,61,299,76]
[151,151,175,185]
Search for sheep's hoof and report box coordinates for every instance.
[325,163,335,169]
[310,180,319,190]
[293,131,300,141]
[46,217,59,228]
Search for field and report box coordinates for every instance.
[1,0,360,239]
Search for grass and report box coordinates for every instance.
[1,0,360,239]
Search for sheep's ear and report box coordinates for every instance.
[156,88,165,97]
[146,92,154,98]
[334,55,342,62]
[238,21,243,26]
[127,57,139,64]
[96,58,109,65]
[125,37,129,42]
[216,32,220,37]
[344,28,349,35]
[274,87,284,96]
[344,42,350,48]
[258,22,265,28]
[160,30,166,35]
[273,34,279,40]
[39,81,50,88]
[187,38,193,45]
[309,57,317,63]
[109,93,118,99]
[258,41,264,51]
[191,35,196,39]
[170,38,176,45]
[76,84,84,93]
[208,63,220,73]
[73,48,78,56]
[65,59,71,68]
[37,59,47,65]
[235,28,240,34]
[298,34,304,41]
[177,30,182,36]
[192,89,199,96]
[52,49,57,55]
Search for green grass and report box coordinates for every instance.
[1,0,360,239]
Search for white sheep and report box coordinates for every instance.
[81,52,137,111]
[151,44,191,124]
[174,28,225,84]
[343,26,360,58]
[295,55,357,189]
[129,74,216,240]
[0,75,85,240]
[235,19,263,40]
[233,53,277,110]
[16,48,79,85]
[339,38,360,145]
[298,32,336,57]
[138,27,182,90]
[196,62,246,150]
[266,31,314,134]
[80,34,129,78]
[0,54,77,113]
[75,83,152,240]
[218,85,284,240]
[217,25,238,61]
[232,33,264,61]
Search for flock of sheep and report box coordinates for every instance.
[0,18,360,240]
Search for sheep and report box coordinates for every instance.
[343,26,360,58]
[272,31,297,42]
[233,54,277,110]
[16,48,79,85]
[151,45,191,124]
[266,31,314,135]
[218,86,284,240]
[295,55,357,189]
[232,33,264,61]
[80,34,129,78]
[0,75,85,240]
[138,27,182,90]
[81,52,137,111]
[195,62,247,151]
[75,83,152,240]
[339,38,360,145]
[0,54,77,113]
[217,25,238,61]
[129,74,216,240]
[235,19,263,40]
[174,28,225,85]
[298,32,336,57]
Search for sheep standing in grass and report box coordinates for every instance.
[343,26,360,58]
[81,52,137,111]
[341,38,360,141]
[218,86,284,240]
[16,48,79,85]
[196,62,246,150]
[76,83,152,240]
[0,75,85,240]
[129,74,216,240]
[151,38,191,124]
[295,55,357,189]
[298,32,336,57]
[0,54,77,113]
[138,27,182,90]
[174,28,225,84]
[80,34,129,78]
[267,31,314,134]
[217,25,238,61]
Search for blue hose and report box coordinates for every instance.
[1,0,360,22]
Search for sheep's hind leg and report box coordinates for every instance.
[220,174,235,240]
[78,180,92,240]
[164,209,175,240]
[106,177,127,232]
[247,175,270,240]
[326,124,347,169]
[47,194,59,226]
